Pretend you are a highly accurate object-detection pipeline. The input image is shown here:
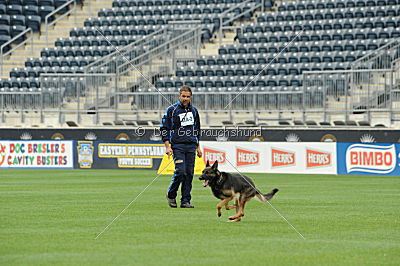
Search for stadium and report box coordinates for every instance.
[1,0,399,265]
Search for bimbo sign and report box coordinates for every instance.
[346,144,396,174]
[337,143,400,175]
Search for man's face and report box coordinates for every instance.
[179,91,192,107]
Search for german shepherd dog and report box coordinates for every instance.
[199,160,279,222]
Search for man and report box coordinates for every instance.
[160,85,202,208]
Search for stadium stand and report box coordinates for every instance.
[150,0,400,126]
[0,0,266,118]
[2,0,259,82]
[0,0,399,127]
[0,0,78,52]
[157,0,400,91]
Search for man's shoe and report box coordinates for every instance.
[166,196,177,208]
[180,202,194,208]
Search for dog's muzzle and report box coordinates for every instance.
[199,176,209,187]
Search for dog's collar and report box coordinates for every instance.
[216,171,224,186]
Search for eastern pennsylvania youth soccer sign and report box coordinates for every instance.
[0,140,74,168]
[337,143,400,175]
[97,142,165,168]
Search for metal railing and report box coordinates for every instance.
[81,24,202,113]
[0,88,306,125]
[303,68,398,123]
[0,88,42,124]
[218,0,263,45]
[45,0,78,46]
[0,28,33,76]
[28,25,202,124]
[351,38,400,70]
[2,76,399,126]
[390,57,400,122]
[85,27,171,73]
[124,89,304,124]
[37,73,116,124]
[301,38,400,124]
[117,23,202,75]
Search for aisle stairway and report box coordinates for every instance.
[0,0,115,79]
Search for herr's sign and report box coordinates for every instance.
[271,148,296,168]
[201,141,336,174]
[203,147,226,164]
[306,148,332,168]
[236,147,259,167]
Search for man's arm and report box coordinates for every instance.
[164,141,173,159]
[195,107,202,158]
[160,107,173,158]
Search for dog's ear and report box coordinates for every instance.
[212,160,218,169]
[206,160,210,167]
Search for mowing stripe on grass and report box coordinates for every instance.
[225,157,306,240]
[94,160,173,239]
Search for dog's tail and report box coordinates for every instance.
[255,188,279,203]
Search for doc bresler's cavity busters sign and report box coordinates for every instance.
[0,141,73,168]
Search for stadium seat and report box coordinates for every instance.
[66,121,78,127]
[305,120,318,126]
[333,120,345,126]
[0,25,10,36]
[319,121,331,126]
[345,120,358,126]
[6,5,23,16]
[293,120,304,126]
[25,15,41,31]
[10,25,26,40]
[358,121,371,126]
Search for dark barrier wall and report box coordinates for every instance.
[0,128,399,143]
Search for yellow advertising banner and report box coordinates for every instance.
[157,154,206,175]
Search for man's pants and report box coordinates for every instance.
[167,143,197,204]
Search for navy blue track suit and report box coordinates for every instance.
[160,101,201,204]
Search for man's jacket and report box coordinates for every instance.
[160,101,201,145]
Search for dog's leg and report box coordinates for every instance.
[225,204,235,210]
[227,199,240,220]
[236,197,246,218]
[240,198,251,217]
[217,198,232,217]
[225,199,236,210]
[235,199,239,212]
[227,217,241,222]
[229,195,244,221]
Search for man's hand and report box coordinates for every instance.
[166,146,173,159]
[196,146,202,158]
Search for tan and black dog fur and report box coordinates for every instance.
[199,160,279,222]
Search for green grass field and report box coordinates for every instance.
[1,170,399,265]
